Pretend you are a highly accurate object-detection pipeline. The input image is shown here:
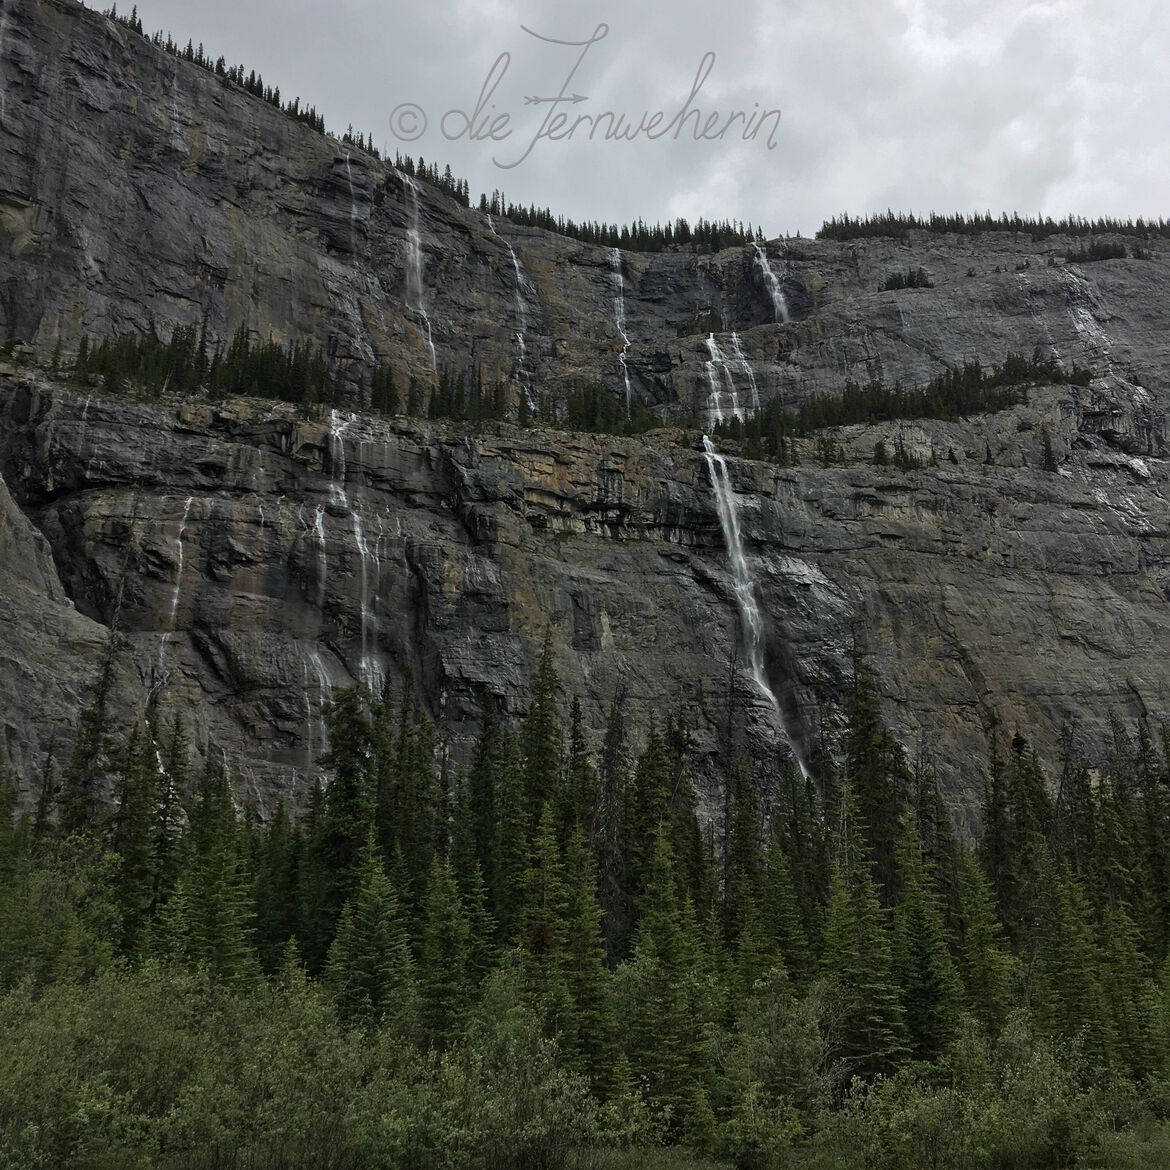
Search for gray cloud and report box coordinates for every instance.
[126,0,1168,236]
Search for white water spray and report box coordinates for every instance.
[705,334,744,424]
[342,153,360,248]
[313,506,328,608]
[326,412,381,690]
[155,496,195,688]
[402,174,438,374]
[487,214,538,414]
[303,645,332,766]
[754,243,791,324]
[701,437,808,777]
[610,248,633,413]
[352,512,381,692]
[729,332,760,411]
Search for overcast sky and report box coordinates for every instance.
[126,0,1168,237]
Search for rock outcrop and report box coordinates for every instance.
[2,0,1169,830]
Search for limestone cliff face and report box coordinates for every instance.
[3,373,1169,833]
[2,0,1170,827]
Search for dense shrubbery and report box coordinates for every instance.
[4,631,1170,1167]
[714,349,1091,462]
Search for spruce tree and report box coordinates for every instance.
[521,631,562,829]
[325,837,417,1032]
[165,756,258,988]
[954,852,1019,1034]
[890,828,963,1060]
[819,806,907,1075]
[417,856,473,1045]
[109,725,159,954]
[559,824,616,1082]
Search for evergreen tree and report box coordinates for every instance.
[108,725,159,954]
[417,856,473,1045]
[819,807,907,1075]
[954,852,1019,1034]
[559,824,616,1083]
[325,837,417,1032]
[162,757,258,988]
[521,631,562,829]
[890,828,963,1060]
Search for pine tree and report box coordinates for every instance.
[844,646,910,902]
[954,852,1019,1034]
[417,856,473,1045]
[760,834,812,984]
[561,697,597,841]
[491,730,528,941]
[300,686,375,968]
[819,807,907,1075]
[559,824,616,1082]
[597,689,629,962]
[164,756,258,988]
[1029,863,1115,1069]
[890,828,963,1060]
[521,804,574,1042]
[521,631,562,829]
[325,837,417,1032]
[109,725,159,954]
[253,799,302,973]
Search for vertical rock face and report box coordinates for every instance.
[1,0,1169,831]
[3,373,1169,836]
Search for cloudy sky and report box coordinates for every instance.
[127,0,1167,238]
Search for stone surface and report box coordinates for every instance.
[2,0,1170,832]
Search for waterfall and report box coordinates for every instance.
[327,412,381,690]
[610,248,633,413]
[705,334,744,424]
[154,496,195,689]
[729,332,761,411]
[303,645,332,767]
[754,243,791,324]
[402,174,438,374]
[328,410,353,507]
[165,497,194,633]
[313,506,328,608]
[352,512,381,692]
[486,214,538,414]
[701,437,808,777]
[342,153,359,248]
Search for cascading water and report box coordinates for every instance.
[402,173,438,374]
[729,332,761,411]
[701,437,808,777]
[313,506,328,608]
[342,153,359,249]
[327,412,381,691]
[154,496,195,689]
[351,512,381,692]
[303,646,332,767]
[754,243,791,324]
[705,334,744,424]
[487,214,538,414]
[609,248,633,413]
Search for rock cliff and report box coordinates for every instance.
[2,0,1169,828]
